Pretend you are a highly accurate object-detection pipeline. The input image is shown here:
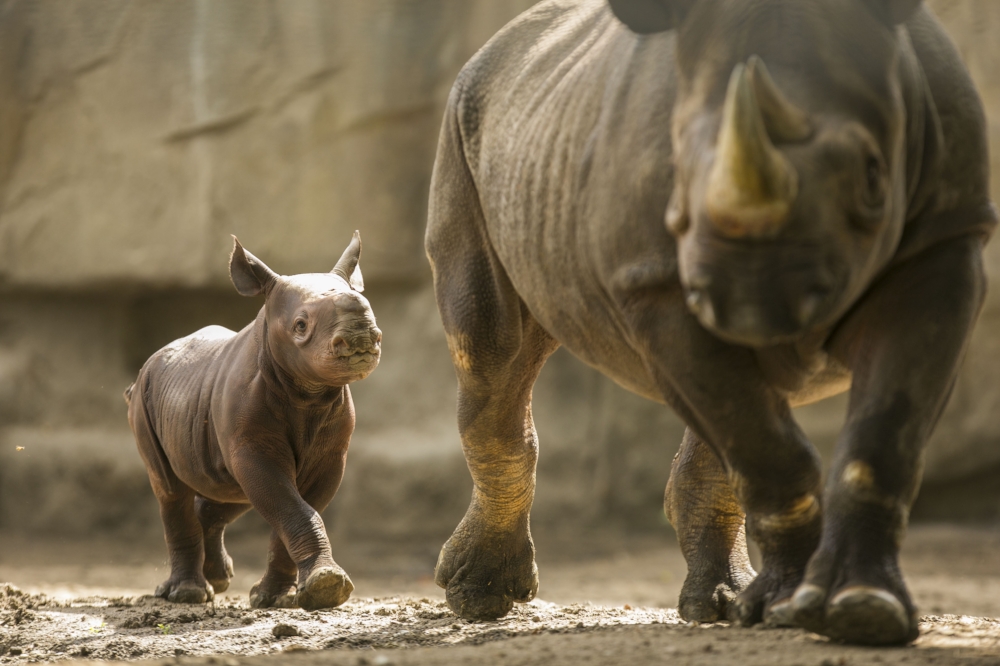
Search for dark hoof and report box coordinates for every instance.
[435,531,538,622]
[295,567,354,611]
[678,582,745,623]
[732,570,802,628]
[250,580,297,609]
[794,584,916,645]
[155,579,214,604]
[762,598,797,627]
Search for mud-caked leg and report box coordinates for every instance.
[666,428,755,622]
[792,236,987,645]
[621,285,822,627]
[432,311,558,621]
[426,104,561,621]
[196,498,250,594]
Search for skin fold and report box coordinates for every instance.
[126,233,381,611]
[425,0,995,645]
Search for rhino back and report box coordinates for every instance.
[450,0,680,398]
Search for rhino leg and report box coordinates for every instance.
[666,428,756,623]
[152,487,215,604]
[230,451,352,611]
[249,530,300,609]
[130,393,214,604]
[792,235,987,646]
[196,497,250,594]
[617,285,822,628]
[432,311,557,621]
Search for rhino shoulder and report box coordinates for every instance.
[905,6,992,214]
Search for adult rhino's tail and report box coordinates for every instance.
[123,382,135,405]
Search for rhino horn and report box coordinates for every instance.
[747,56,812,143]
[706,61,799,238]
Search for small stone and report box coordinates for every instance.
[240,616,254,625]
[174,648,186,656]
[624,604,632,610]
[531,615,542,622]
[9,648,22,656]
[272,623,300,638]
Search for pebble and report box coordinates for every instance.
[272,623,300,638]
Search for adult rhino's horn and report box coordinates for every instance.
[747,56,812,143]
[706,62,799,238]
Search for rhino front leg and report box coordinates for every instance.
[231,452,352,611]
[792,235,987,646]
[621,284,821,628]
[666,428,755,623]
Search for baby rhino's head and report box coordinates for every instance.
[229,232,381,388]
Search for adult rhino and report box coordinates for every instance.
[425,0,995,646]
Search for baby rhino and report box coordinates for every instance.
[125,233,381,610]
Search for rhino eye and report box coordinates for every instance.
[294,319,307,334]
[864,155,883,203]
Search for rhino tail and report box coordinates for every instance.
[123,382,135,405]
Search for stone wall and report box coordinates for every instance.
[0,0,998,544]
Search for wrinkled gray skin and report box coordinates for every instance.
[425,0,995,646]
[125,233,381,611]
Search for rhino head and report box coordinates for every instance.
[611,0,925,346]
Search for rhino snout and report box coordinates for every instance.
[683,276,833,346]
[330,326,382,358]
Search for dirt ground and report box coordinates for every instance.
[0,524,998,665]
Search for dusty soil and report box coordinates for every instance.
[0,524,998,665]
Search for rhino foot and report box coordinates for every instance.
[435,528,538,621]
[203,549,234,594]
[678,568,754,623]
[249,578,297,609]
[155,577,214,604]
[793,584,914,645]
[295,566,354,611]
[730,567,802,628]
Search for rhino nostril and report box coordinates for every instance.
[685,288,717,328]
[797,287,830,326]
[331,334,349,356]
[685,288,706,315]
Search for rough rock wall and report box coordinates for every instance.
[0,1,998,542]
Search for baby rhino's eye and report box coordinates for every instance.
[294,320,307,334]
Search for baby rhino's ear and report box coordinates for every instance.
[230,236,279,297]
[332,230,364,292]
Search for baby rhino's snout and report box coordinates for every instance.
[331,326,382,358]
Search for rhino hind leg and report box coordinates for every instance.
[426,99,560,621]
[196,497,251,594]
[666,429,756,623]
[153,488,215,604]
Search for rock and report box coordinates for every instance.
[271,623,300,638]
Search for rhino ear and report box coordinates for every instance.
[332,230,364,292]
[864,0,922,25]
[229,236,279,297]
[608,0,695,34]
